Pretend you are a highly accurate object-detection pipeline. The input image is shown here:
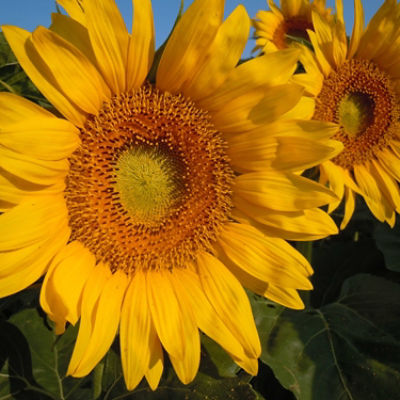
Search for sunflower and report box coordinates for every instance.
[253,0,333,53]
[291,0,400,228]
[1,0,341,391]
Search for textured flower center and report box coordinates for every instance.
[65,84,233,272]
[115,145,183,224]
[338,92,374,138]
[273,17,312,49]
[313,59,400,169]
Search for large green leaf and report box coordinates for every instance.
[373,219,400,272]
[253,274,400,400]
[0,307,91,400]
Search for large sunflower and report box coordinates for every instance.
[292,0,400,228]
[1,0,341,391]
[253,0,333,53]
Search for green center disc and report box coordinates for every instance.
[115,145,182,224]
[338,92,374,138]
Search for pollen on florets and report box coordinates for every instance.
[65,84,233,273]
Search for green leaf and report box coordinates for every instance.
[373,219,400,272]
[113,373,265,400]
[311,239,385,307]
[0,307,91,400]
[200,335,240,378]
[253,274,400,400]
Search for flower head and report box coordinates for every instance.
[293,0,400,228]
[1,0,340,391]
[253,0,333,53]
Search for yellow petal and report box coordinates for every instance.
[172,267,246,362]
[145,334,164,391]
[263,284,305,309]
[71,269,128,377]
[56,0,86,25]
[167,272,200,384]
[2,25,86,127]
[0,117,80,161]
[181,5,250,101]
[0,92,53,125]
[32,26,110,114]
[279,95,315,120]
[292,44,324,96]
[340,187,356,230]
[198,49,300,112]
[67,263,111,375]
[233,196,338,241]
[354,163,393,223]
[0,224,70,298]
[126,0,155,91]
[319,160,345,213]
[146,270,197,361]
[228,134,342,173]
[0,170,65,211]
[211,84,304,134]
[0,147,69,186]
[307,29,331,77]
[196,251,261,359]
[120,271,152,391]
[156,0,224,93]
[0,195,68,251]
[40,241,96,334]
[218,223,312,289]
[234,171,337,212]
[371,159,400,214]
[83,0,129,93]
[348,0,364,59]
[50,13,97,68]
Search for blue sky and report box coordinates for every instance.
[0,0,385,58]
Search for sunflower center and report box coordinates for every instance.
[115,145,183,224]
[273,17,312,49]
[65,84,233,273]
[313,59,400,169]
[338,92,374,138]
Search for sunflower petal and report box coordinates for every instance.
[32,26,110,114]
[120,271,152,391]
[144,334,164,391]
[348,0,364,59]
[354,163,393,223]
[211,84,304,134]
[146,270,196,361]
[196,251,260,359]
[0,147,69,186]
[40,241,96,334]
[71,269,128,377]
[83,0,129,93]
[67,263,111,375]
[0,195,68,251]
[156,0,224,93]
[126,0,155,91]
[233,196,338,240]
[235,171,337,212]
[0,224,70,298]
[198,49,300,112]
[218,223,312,289]
[2,25,87,127]
[181,5,250,101]
[0,118,80,161]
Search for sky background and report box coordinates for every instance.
[0,0,385,58]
